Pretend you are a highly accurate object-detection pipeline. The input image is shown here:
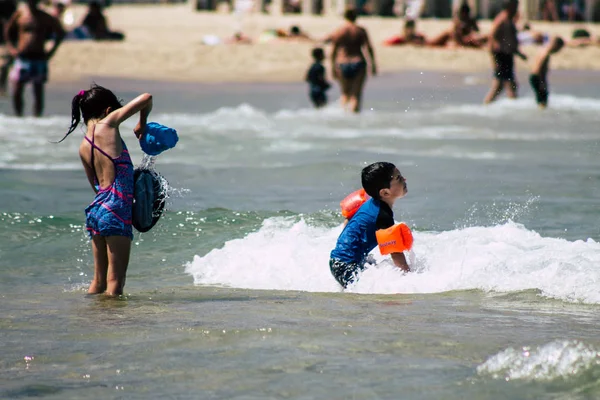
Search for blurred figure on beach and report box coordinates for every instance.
[0,0,17,95]
[427,2,487,48]
[81,1,124,41]
[529,36,564,108]
[540,0,560,21]
[305,47,330,108]
[517,22,550,46]
[224,31,252,44]
[259,25,312,42]
[328,8,376,113]
[383,19,426,46]
[568,28,600,47]
[3,0,64,116]
[483,0,527,104]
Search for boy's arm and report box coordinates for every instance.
[391,252,410,272]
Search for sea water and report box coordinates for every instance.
[1,72,600,399]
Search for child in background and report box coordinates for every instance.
[329,162,410,288]
[58,84,153,296]
[529,36,564,108]
[305,47,330,108]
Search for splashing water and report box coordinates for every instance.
[477,340,600,382]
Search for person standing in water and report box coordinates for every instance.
[483,0,527,104]
[58,85,153,296]
[529,36,564,109]
[327,8,377,113]
[4,0,64,116]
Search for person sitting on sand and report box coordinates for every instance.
[383,19,426,46]
[427,2,487,48]
[80,1,124,41]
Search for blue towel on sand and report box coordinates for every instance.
[140,122,178,156]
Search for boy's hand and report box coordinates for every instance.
[134,121,146,139]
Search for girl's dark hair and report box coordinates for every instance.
[56,83,122,143]
[361,162,396,199]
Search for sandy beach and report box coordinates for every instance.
[14,4,600,83]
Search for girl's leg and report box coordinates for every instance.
[105,236,132,296]
[89,235,108,294]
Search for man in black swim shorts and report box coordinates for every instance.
[484,0,527,104]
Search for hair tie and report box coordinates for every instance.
[78,90,85,97]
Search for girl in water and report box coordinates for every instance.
[59,84,153,296]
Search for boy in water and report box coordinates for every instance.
[483,0,527,104]
[329,162,410,288]
[305,47,330,108]
[4,0,64,116]
[529,36,564,109]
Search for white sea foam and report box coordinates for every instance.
[477,340,600,381]
[1,94,599,170]
[185,217,600,303]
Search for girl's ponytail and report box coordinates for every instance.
[55,90,84,143]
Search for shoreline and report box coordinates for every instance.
[31,68,600,116]
[30,4,600,84]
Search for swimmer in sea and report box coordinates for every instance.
[327,7,376,113]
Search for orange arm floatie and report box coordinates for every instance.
[376,223,414,255]
[340,188,370,219]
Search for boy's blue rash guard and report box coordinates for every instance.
[330,198,395,264]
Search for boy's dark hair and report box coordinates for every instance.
[361,162,396,199]
[57,83,123,142]
[459,1,470,14]
[404,19,415,29]
[312,47,324,60]
[290,25,300,35]
[344,7,357,22]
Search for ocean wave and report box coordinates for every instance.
[185,217,600,303]
[476,340,600,382]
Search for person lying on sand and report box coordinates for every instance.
[224,31,252,44]
[259,25,313,43]
[383,19,427,46]
[517,23,550,46]
[567,28,600,47]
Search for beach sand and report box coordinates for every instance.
[16,4,600,83]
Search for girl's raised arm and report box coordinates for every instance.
[104,93,153,128]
